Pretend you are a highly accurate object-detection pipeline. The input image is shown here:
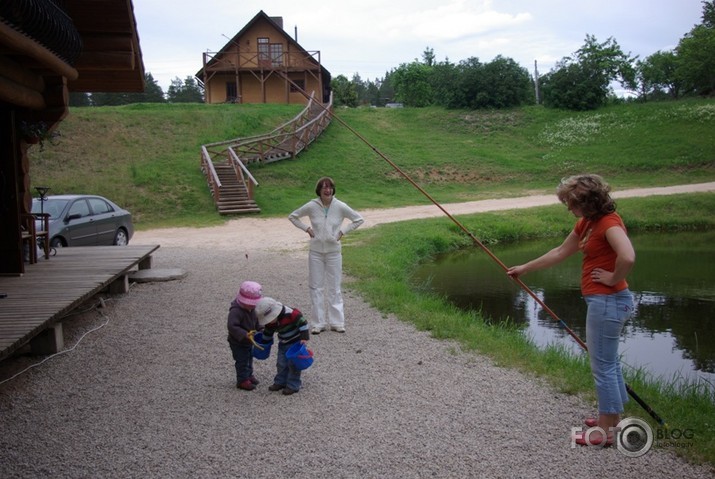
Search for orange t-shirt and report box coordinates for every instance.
[574,212,629,296]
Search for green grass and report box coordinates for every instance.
[30,99,715,226]
[29,99,715,465]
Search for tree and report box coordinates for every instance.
[636,51,681,99]
[703,0,715,28]
[430,59,458,108]
[477,56,533,108]
[541,62,605,110]
[121,72,166,103]
[422,47,436,67]
[676,1,715,96]
[166,76,204,103]
[541,35,636,110]
[331,75,358,107]
[392,61,433,107]
[351,73,368,105]
[451,57,484,109]
[141,73,166,102]
[364,79,380,106]
[378,71,395,105]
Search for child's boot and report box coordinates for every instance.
[237,379,256,390]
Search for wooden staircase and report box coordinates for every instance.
[200,92,333,215]
[213,162,261,214]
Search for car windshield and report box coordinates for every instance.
[31,198,69,219]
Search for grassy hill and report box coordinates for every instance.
[29,99,715,228]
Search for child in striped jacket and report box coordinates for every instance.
[255,297,310,396]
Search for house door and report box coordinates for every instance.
[258,38,270,68]
[226,82,238,103]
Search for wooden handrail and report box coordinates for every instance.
[228,148,258,187]
[200,146,221,203]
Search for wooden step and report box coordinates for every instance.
[218,207,261,215]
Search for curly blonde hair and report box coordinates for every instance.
[556,174,616,219]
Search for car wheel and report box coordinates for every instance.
[50,237,66,248]
[113,228,129,246]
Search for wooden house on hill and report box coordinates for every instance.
[0,0,145,275]
[196,11,331,105]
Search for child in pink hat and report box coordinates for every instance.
[227,280,262,390]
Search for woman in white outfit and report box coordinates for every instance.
[289,177,364,334]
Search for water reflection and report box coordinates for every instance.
[412,231,715,389]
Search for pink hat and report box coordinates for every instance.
[236,281,262,306]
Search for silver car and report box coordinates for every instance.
[31,194,134,247]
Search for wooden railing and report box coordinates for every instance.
[200,146,221,203]
[200,91,333,208]
[228,148,257,200]
[202,50,323,73]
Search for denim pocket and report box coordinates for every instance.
[615,290,634,321]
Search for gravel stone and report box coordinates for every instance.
[2,189,715,478]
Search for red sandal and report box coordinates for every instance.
[573,430,614,447]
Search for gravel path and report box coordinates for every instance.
[1,183,714,478]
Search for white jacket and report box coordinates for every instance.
[289,197,364,253]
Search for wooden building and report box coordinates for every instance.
[0,0,145,275]
[196,11,331,105]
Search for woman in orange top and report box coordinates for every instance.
[507,174,636,446]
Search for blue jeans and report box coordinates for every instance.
[585,289,634,415]
[274,342,302,391]
[229,341,253,384]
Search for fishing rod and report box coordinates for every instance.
[276,73,666,427]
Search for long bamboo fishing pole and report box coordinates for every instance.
[277,75,666,427]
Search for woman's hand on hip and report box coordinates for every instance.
[591,267,615,286]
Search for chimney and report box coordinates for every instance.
[294,26,298,42]
[270,16,283,29]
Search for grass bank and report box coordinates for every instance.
[342,193,715,466]
[29,99,715,227]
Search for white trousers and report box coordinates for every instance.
[308,250,344,328]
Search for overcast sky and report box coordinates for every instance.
[133,0,706,91]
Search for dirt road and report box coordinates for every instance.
[134,181,715,250]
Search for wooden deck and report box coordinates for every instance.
[0,245,159,361]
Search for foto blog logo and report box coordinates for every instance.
[572,417,654,457]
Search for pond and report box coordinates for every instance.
[411,230,715,391]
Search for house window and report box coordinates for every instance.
[270,43,283,66]
[226,82,237,102]
[290,80,305,93]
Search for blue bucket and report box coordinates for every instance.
[286,343,314,370]
[252,332,273,360]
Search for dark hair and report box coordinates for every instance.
[556,174,616,219]
[315,176,336,197]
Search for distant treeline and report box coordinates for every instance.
[70,74,203,107]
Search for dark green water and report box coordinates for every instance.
[412,231,715,389]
